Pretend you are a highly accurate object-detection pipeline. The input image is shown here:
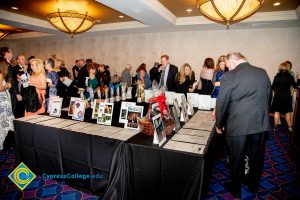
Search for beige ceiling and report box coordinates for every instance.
[0,24,32,34]
[159,0,300,17]
[0,0,133,25]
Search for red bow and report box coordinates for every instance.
[149,93,168,117]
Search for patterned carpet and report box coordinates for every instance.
[206,122,300,200]
[1,121,300,200]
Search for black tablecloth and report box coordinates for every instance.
[127,130,216,200]
[14,101,216,200]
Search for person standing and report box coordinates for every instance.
[76,59,89,88]
[271,62,297,132]
[45,58,59,112]
[174,63,195,95]
[0,47,22,116]
[14,54,28,118]
[198,58,215,95]
[159,55,178,91]
[149,62,160,83]
[121,64,132,86]
[136,63,151,89]
[212,55,227,98]
[215,52,271,198]
[25,59,47,116]
[0,59,15,150]
[72,60,80,82]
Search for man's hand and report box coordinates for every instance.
[17,94,22,101]
[216,127,224,134]
[211,109,216,121]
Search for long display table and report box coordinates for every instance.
[14,102,216,200]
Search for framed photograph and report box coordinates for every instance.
[97,102,114,125]
[125,105,144,130]
[173,93,185,107]
[180,101,189,123]
[119,102,136,123]
[72,100,86,121]
[173,98,181,118]
[152,113,166,147]
[49,98,63,117]
[171,106,181,132]
[68,97,81,116]
[92,99,105,119]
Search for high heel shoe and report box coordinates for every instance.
[288,126,293,132]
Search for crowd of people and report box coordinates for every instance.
[0,46,300,198]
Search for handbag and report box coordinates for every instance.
[24,86,42,112]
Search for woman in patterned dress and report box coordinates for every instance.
[0,59,15,150]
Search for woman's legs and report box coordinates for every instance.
[285,113,293,132]
[274,112,280,131]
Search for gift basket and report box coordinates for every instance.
[139,82,174,136]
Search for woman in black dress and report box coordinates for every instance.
[174,63,195,95]
[271,62,297,132]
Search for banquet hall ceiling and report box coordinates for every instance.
[0,0,299,38]
[159,0,300,17]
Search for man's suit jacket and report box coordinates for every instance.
[216,62,271,137]
[161,64,178,92]
[76,64,89,88]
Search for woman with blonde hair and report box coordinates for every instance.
[24,58,47,116]
[174,63,195,95]
[271,62,297,132]
[0,58,14,150]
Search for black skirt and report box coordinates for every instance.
[271,92,293,114]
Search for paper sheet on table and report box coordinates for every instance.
[163,140,205,155]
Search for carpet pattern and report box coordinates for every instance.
[1,121,300,199]
[206,123,300,200]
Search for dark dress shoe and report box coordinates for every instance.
[224,182,241,199]
[243,174,259,193]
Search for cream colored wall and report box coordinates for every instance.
[2,27,300,81]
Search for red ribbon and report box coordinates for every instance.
[149,93,168,117]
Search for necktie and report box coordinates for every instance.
[160,69,165,87]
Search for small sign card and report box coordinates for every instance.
[49,97,63,117]
[125,105,144,130]
[97,102,114,126]
[68,97,82,116]
[119,101,136,123]
[72,100,86,121]
[152,113,166,147]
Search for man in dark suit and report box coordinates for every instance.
[14,54,29,118]
[215,52,271,198]
[159,55,178,91]
[0,47,22,114]
[75,59,89,88]
[72,60,80,82]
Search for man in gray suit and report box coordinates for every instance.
[215,52,271,198]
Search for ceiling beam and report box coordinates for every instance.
[0,10,61,34]
[95,0,177,27]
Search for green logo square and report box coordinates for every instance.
[8,162,36,190]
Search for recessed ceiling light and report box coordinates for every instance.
[273,2,281,6]
[16,29,22,32]
[11,7,19,10]
[186,9,192,13]
[119,15,124,18]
